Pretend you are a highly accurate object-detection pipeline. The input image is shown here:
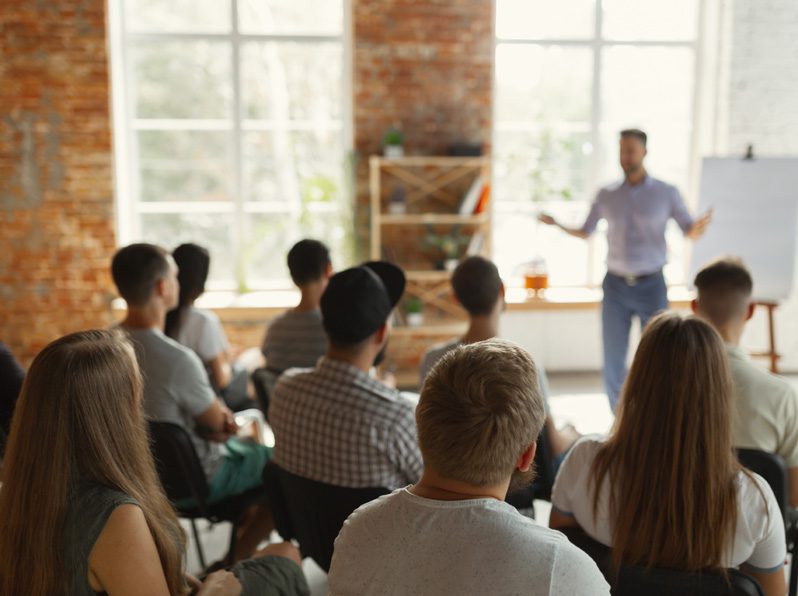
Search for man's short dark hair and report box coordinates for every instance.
[451,256,502,316]
[620,128,647,147]
[693,257,753,327]
[111,243,170,307]
[287,239,331,286]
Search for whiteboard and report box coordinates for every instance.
[688,157,798,301]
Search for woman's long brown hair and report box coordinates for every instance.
[590,312,743,572]
[0,329,187,595]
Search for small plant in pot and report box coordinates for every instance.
[405,296,424,327]
[424,224,469,271]
[383,128,404,158]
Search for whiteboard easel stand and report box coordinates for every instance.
[750,301,780,373]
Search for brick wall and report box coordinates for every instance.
[728,0,798,154]
[726,0,798,371]
[352,0,494,245]
[0,1,116,366]
[0,0,493,373]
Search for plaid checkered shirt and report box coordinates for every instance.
[269,356,423,489]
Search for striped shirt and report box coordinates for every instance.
[261,309,328,372]
[269,356,423,489]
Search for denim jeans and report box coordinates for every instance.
[602,271,668,411]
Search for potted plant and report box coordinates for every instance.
[424,225,469,271]
[383,128,404,158]
[405,296,424,327]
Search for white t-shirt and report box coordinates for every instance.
[328,487,610,596]
[552,436,786,572]
[176,306,228,363]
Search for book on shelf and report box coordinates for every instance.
[473,183,491,214]
[465,231,484,256]
[458,175,484,215]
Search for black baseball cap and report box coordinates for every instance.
[321,261,405,344]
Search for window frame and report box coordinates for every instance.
[109,0,353,291]
[492,0,707,287]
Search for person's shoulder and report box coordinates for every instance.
[647,176,680,194]
[338,490,403,535]
[732,355,796,401]
[189,306,221,327]
[600,179,625,194]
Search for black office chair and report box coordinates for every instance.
[614,564,764,596]
[262,460,389,572]
[148,421,265,568]
[558,527,764,596]
[736,447,798,596]
[251,367,280,421]
[505,425,556,513]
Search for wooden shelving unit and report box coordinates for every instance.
[370,156,491,387]
[369,155,491,267]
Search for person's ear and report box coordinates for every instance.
[154,276,168,299]
[325,262,333,278]
[690,298,699,314]
[516,442,537,472]
[745,302,755,321]
[643,147,648,158]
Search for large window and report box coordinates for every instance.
[493,0,701,287]
[111,0,351,290]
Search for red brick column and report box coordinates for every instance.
[0,1,116,365]
[352,0,495,252]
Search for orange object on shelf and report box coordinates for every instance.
[524,273,549,292]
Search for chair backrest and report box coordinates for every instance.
[558,527,763,596]
[263,461,389,572]
[251,367,280,421]
[614,565,764,596]
[736,448,788,515]
[148,421,211,511]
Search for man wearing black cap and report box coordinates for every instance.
[268,261,423,489]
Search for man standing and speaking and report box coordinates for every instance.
[539,129,711,411]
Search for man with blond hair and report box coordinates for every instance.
[692,257,798,507]
[328,339,609,595]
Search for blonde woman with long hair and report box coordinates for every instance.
[550,312,787,595]
[0,329,308,596]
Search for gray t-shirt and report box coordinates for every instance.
[176,306,228,363]
[123,327,223,479]
[329,488,610,595]
[261,309,328,372]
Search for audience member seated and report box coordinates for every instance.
[550,312,786,596]
[165,243,253,411]
[261,239,331,377]
[0,341,25,445]
[329,339,610,595]
[269,261,422,489]
[419,256,579,459]
[0,329,309,596]
[112,243,273,561]
[693,257,798,508]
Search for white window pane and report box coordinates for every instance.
[602,0,698,41]
[140,213,237,284]
[495,45,592,124]
[131,41,232,119]
[494,128,592,204]
[125,0,231,33]
[242,215,294,283]
[138,130,233,202]
[493,207,591,287]
[243,129,343,203]
[242,42,342,121]
[238,0,343,35]
[601,47,694,125]
[496,0,595,40]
